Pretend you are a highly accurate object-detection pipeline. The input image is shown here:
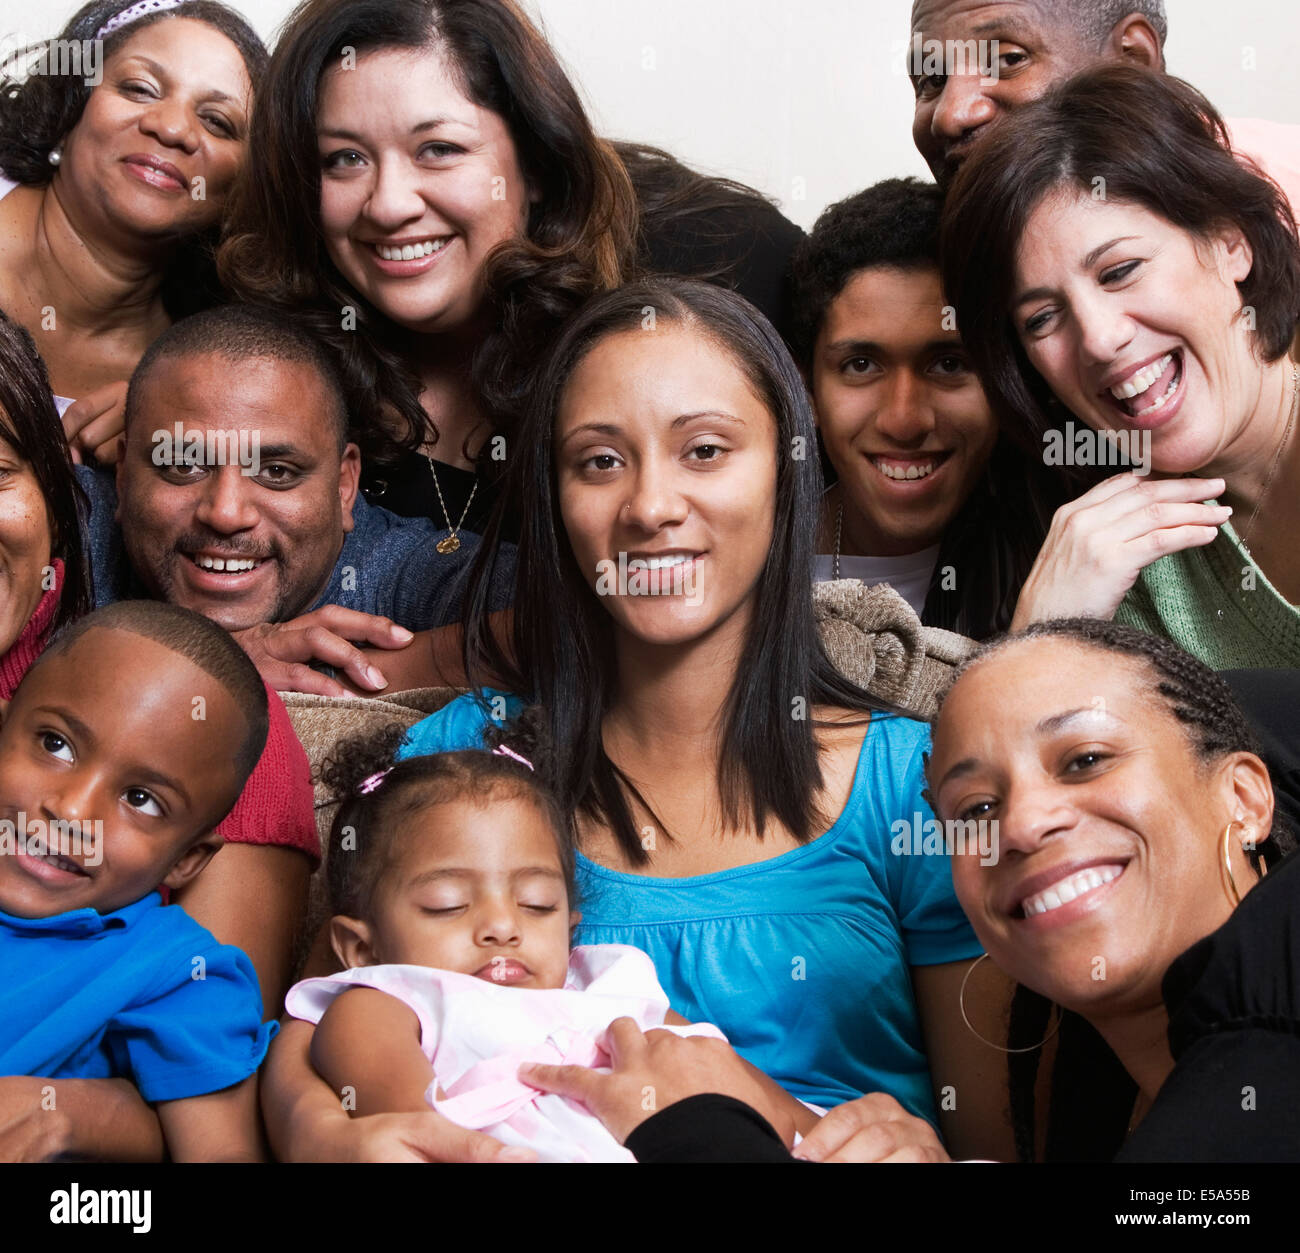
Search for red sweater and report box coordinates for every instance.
[216,682,319,863]
[0,559,63,700]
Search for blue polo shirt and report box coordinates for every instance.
[0,892,276,1102]
[398,691,982,1123]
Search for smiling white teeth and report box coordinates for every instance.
[1021,864,1123,917]
[875,459,938,481]
[640,555,691,571]
[1110,354,1174,401]
[375,239,448,261]
[195,555,260,572]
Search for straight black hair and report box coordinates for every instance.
[463,276,902,866]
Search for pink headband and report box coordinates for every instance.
[357,769,391,796]
[493,744,534,772]
[357,746,531,796]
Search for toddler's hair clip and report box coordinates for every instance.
[357,768,392,795]
[493,744,534,772]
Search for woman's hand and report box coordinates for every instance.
[298,1105,534,1164]
[518,1017,797,1145]
[791,1092,950,1163]
[1011,473,1231,629]
[264,1016,531,1162]
[62,382,128,466]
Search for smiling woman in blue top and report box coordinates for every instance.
[263,277,1015,1163]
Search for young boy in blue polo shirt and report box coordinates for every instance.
[0,601,278,1161]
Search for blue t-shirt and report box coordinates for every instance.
[0,892,276,1102]
[75,465,515,630]
[399,691,982,1121]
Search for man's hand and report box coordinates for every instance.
[519,1017,797,1145]
[62,382,128,466]
[233,606,416,697]
[791,1092,950,1163]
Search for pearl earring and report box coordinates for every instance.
[47,147,62,167]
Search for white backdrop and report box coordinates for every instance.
[2,0,1297,228]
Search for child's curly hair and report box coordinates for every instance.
[320,721,575,921]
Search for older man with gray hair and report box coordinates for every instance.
[908,1,1299,206]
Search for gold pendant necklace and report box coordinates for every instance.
[428,455,478,555]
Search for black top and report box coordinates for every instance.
[361,196,806,526]
[624,850,1300,1165]
[360,453,499,537]
[626,1094,796,1164]
[1117,847,1300,1162]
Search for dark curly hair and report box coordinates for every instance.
[0,1,268,320]
[788,177,943,370]
[218,0,638,467]
[321,720,574,922]
[932,617,1297,1162]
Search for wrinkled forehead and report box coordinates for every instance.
[911,0,1051,39]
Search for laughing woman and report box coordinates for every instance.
[927,620,1300,1161]
[261,279,1015,1164]
[0,0,265,463]
[941,65,1300,668]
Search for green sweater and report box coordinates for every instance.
[1116,520,1300,668]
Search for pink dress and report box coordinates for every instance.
[285,944,728,1162]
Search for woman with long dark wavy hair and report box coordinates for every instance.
[260,278,1016,1164]
[218,0,803,550]
[0,309,90,676]
[0,0,266,463]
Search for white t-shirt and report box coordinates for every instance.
[813,545,941,618]
[0,173,75,416]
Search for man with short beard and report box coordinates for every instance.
[79,304,513,696]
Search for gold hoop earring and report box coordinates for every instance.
[1222,816,1263,904]
[959,953,1062,1054]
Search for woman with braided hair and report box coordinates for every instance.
[464,618,1300,1163]
[927,619,1300,1161]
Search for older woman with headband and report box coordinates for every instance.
[0,0,265,464]
[940,64,1300,669]
[927,619,1300,1161]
